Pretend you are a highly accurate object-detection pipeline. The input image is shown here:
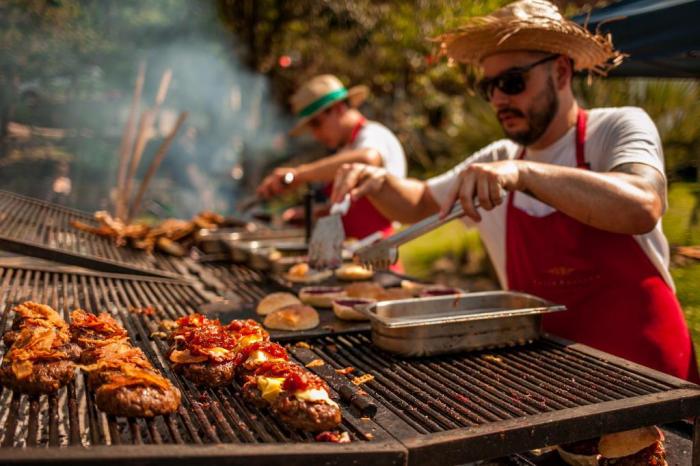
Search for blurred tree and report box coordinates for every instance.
[217,0,700,180]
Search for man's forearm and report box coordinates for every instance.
[366,175,440,224]
[519,161,664,234]
[297,148,382,184]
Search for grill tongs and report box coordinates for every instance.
[354,196,496,269]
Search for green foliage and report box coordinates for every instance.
[218,0,700,181]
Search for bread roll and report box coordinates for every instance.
[400,280,427,296]
[263,305,319,331]
[256,292,302,316]
[332,298,375,321]
[344,282,384,300]
[284,263,332,283]
[598,426,663,459]
[299,287,346,308]
[556,447,599,466]
[418,286,465,298]
[375,288,414,301]
[335,264,373,281]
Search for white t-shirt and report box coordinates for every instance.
[347,121,407,178]
[427,107,674,290]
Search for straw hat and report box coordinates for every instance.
[437,0,623,74]
[289,74,369,136]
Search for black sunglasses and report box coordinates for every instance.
[476,54,559,100]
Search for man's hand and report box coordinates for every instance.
[256,167,298,198]
[442,160,526,222]
[331,163,388,204]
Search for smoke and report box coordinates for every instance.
[0,0,294,219]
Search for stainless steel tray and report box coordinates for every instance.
[357,291,566,357]
[195,228,305,254]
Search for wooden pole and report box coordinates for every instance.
[127,111,188,222]
[120,68,172,218]
[115,61,146,219]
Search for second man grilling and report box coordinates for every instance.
[257,74,407,241]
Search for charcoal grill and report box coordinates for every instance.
[0,264,404,465]
[0,262,699,465]
[0,190,187,280]
[293,334,700,465]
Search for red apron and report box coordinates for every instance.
[505,109,699,382]
[322,118,401,270]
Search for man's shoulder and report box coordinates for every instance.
[588,106,655,127]
[362,120,398,138]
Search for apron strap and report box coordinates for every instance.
[575,109,589,169]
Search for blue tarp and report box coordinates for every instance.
[572,0,700,78]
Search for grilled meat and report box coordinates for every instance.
[70,210,224,256]
[176,361,237,387]
[70,309,180,417]
[168,314,242,386]
[242,361,341,432]
[0,302,77,395]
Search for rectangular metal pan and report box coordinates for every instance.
[358,291,566,356]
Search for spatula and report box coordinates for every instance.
[308,194,351,269]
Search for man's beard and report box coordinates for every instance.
[499,76,559,146]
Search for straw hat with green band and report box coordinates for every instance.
[436,0,624,75]
[289,74,369,136]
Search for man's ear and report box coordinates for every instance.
[553,56,572,89]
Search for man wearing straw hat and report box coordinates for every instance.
[257,74,407,241]
[330,0,699,382]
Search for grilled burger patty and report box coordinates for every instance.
[174,360,237,387]
[70,309,181,417]
[242,383,341,432]
[95,384,181,417]
[0,302,78,395]
[0,359,75,395]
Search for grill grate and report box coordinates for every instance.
[0,265,400,465]
[0,190,186,280]
[295,333,700,465]
[0,263,698,465]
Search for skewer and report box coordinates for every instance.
[128,112,188,222]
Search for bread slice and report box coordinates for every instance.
[256,292,302,316]
[263,305,319,331]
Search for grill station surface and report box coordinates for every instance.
[0,190,186,280]
[0,265,403,465]
[0,192,699,465]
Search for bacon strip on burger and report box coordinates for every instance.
[0,302,79,395]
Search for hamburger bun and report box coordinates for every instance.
[263,304,319,331]
[400,280,427,296]
[556,439,600,466]
[284,263,333,284]
[345,282,384,300]
[256,292,302,316]
[418,286,466,298]
[375,287,414,302]
[556,447,600,466]
[598,426,664,459]
[298,286,346,308]
[332,298,375,321]
[335,264,374,281]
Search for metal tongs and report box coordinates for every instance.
[308,194,351,269]
[354,197,492,269]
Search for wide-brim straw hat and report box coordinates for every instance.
[289,74,369,136]
[436,0,624,74]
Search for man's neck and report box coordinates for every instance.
[340,109,364,146]
[529,100,579,150]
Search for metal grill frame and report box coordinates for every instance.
[0,264,407,466]
[292,334,700,466]
[0,190,188,280]
[0,261,699,465]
